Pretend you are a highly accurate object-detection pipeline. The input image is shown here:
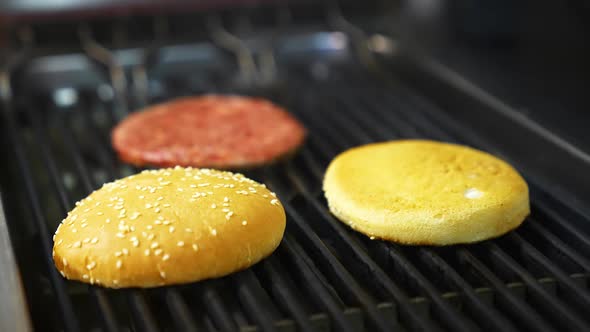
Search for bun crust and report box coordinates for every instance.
[53,167,285,288]
[323,140,529,245]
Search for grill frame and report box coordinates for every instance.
[1,7,590,332]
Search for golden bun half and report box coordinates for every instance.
[53,167,285,288]
[323,140,529,245]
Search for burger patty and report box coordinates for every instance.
[112,95,306,168]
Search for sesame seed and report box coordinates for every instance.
[192,244,199,251]
[144,249,150,256]
[157,197,163,201]
[130,212,141,220]
[177,188,184,192]
[105,218,111,223]
[163,203,171,207]
[198,183,209,187]
[82,274,89,279]
[116,260,122,269]
[116,232,125,238]
[91,237,98,244]
[72,228,77,233]
[211,229,217,236]
[122,248,129,255]
[139,195,145,199]
[211,203,217,209]
[222,208,230,213]
[73,241,81,248]
[86,261,96,270]
[242,220,248,225]
[147,234,155,240]
[223,197,229,202]
[142,231,148,238]
[154,249,163,256]
[154,220,162,225]
[147,225,153,230]
[83,238,90,243]
[163,220,170,225]
[151,242,159,249]
[160,271,166,279]
[62,258,68,266]
[270,192,277,197]
[185,228,193,233]
[97,212,104,216]
[57,239,63,245]
[115,251,122,257]
[169,226,175,233]
[370,236,376,240]
[155,208,161,213]
[222,203,229,207]
[177,241,184,247]
[162,254,170,261]
[270,199,279,206]
[189,184,197,188]
[263,194,268,198]
[160,181,171,186]
[225,212,233,220]
[145,203,152,209]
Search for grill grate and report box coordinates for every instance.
[1,16,590,332]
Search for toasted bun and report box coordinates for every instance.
[323,140,529,245]
[53,167,285,288]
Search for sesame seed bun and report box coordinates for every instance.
[52,167,285,288]
[323,140,530,245]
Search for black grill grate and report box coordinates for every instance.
[1,20,590,332]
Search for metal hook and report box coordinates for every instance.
[79,24,129,119]
[206,14,259,86]
[326,0,377,68]
[0,27,32,109]
[256,5,292,85]
[131,16,169,107]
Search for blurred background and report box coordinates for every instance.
[1,0,587,148]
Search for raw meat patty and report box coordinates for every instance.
[112,95,306,168]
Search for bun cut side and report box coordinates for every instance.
[323,140,530,245]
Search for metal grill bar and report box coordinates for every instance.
[24,107,119,332]
[2,99,81,332]
[525,219,590,271]
[458,250,554,331]
[164,290,199,332]
[259,256,316,331]
[234,271,281,332]
[416,250,518,332]
[280,235,359,332]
